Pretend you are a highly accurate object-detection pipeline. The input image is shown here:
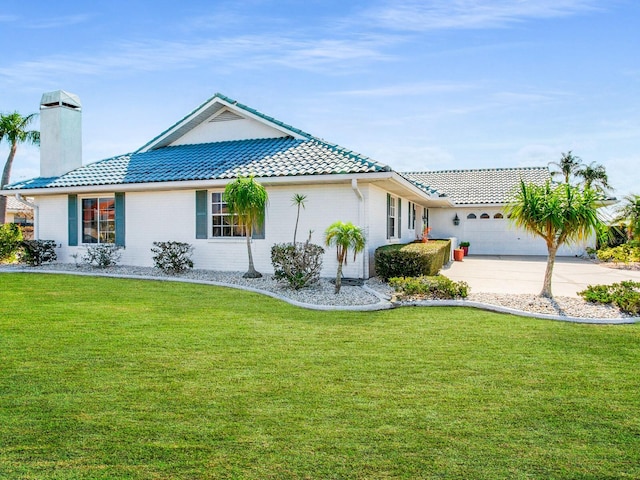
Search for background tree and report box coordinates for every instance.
[223,176,268,278]
[505,181,604,298]
[613,194,640,241]
[576,161,611,193]
[324,221,366,294]
[549,150,581,184]
[291,193,307,244]
[0,112,39,224]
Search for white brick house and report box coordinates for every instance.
[1,91,592,278]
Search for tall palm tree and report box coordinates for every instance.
[613,194,640,241]
[576,161,611,193]
[223,176,268,278]
[505,180,604,298]
[549,150,581,184]
[0,112,39,224]
[324,221,366,294]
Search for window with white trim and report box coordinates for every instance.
[388,195,396,238]
[211,192,243,237]
[210,192,265,239]
[82,197,115,243]
[408,201,416,230]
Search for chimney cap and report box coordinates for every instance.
[40,90,81,110]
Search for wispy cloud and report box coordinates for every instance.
[364,0,601,31]
[0,33,398,86]
[25,13,93,29]
[333,82,476,97]
[0,14,19,22]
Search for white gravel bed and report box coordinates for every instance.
[2,263,381,307]
[2,263,637,320]
[364,277,635,320]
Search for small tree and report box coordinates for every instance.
[505,181,604,298]
[549,150,581,185]
[324,221,366,294]
[576,161,611,193]
[291,193,307,244]
[613,194,640,241]
[223,176,268,278]
[0,112,40,224]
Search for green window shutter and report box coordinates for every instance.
[115,192,126,247]
[68,195,78,246]
[386,193,391,239]
[398,198,402,239]
[195,190,208,239]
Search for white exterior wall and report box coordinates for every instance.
[170,116,288,146]
[33,183,375,278]
[36,195,68,248]
[366,184,424,275]
[428,206,591,256]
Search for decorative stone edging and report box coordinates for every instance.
[2,267,638,324]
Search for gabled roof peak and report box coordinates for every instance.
[136,93,316,153]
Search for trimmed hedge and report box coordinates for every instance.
[389,275,469,300]
[375,240,451,280]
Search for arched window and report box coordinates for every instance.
[493,213,504,219]
[466,213,477,219]
[480,213,490,219]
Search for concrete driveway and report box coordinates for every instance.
[443,255,640,297]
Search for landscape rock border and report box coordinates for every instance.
[1,264,638,325]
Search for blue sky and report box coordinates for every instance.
[1,0,638,197]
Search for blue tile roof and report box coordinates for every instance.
[6,137,391,190]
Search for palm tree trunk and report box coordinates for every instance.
[334,258,343,294]
[541,243,558,298]
[243,230,262,278]
[0,142,18,224]
[293,205,300,245]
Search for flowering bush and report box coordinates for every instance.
[271,241,324,290]
[151,241,194,274]
[83,244,122,268]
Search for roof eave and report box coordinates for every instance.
[1,171,398,196]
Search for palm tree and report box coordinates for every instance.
[613,194,640,241]
[0,112,39,224]
[549,151,581,184]
[505,181,604,298]
[324,221,366,294]
[291,193,307,244]
[576,161,611,193]
[223,176,268,278]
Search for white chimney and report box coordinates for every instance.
[39,90,82,177]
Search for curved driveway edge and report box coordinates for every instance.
[1,268,638,324]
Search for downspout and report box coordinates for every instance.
[351,179,368,278]
[15,194,38,239]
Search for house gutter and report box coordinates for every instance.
[15,194,39,239]
[351,178,368,279]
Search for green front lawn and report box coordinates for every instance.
[1,273,639,479]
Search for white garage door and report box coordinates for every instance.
[461,212,548,255]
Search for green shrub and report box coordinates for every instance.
[389,275,469,300]
[596,243,640,263]
[0,223,23,262]
[579,281,640,315]
[271,241,324,289]
[151,241,194,274]
[20,240,57,266]
[375,240,450,280]
[83,244,122,268]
